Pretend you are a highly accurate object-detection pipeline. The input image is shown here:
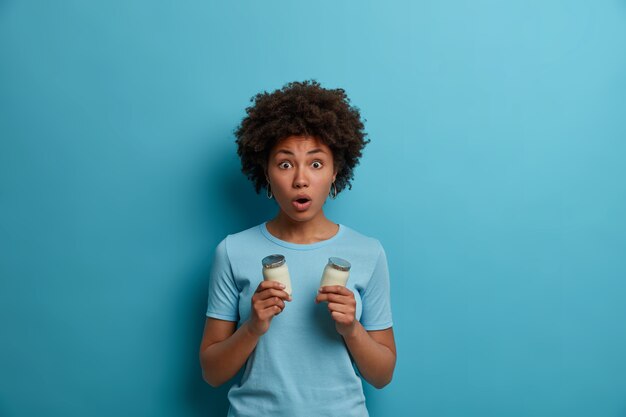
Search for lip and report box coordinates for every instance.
[292,194,312,212]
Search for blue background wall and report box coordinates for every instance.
[1,1,625,416]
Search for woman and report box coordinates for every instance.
[199,80,396,417]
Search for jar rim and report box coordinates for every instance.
[262,254,286,268]
[328,257,351,271]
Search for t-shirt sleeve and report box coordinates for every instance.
[359,243,393,331]
[205,237,239,322]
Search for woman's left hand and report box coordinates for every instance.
[315,286,357,338]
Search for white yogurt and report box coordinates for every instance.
[319,257,351,287]
[262,254,292,296]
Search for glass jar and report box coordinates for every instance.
[261,254,292,296]
[319,257,351,287]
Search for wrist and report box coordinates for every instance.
[243,320,264,338]
[341,321,362,342]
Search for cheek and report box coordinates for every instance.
[314,179,333,198]
[267,171,286,187]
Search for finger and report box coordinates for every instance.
[315,292,340,304]
[264,304,283,316]
[255,288,291,301]
[255,297,285,311]
[318,293,354,305]
[256,280,287,293]
[314,293,327,304]
[327,302,353,314]
[258,305,283,319]
[319,285,352,296]
[257,281,292,301]
[330,311,353,324]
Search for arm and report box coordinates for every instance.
[315,286,396,389]
[199,281,291,387]
[198,318,259,387]
[343,325,396,389]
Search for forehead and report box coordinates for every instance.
[270,135,332,155]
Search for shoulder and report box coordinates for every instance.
[339,224,385,255]
[215,223,266,254]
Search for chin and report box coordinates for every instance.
[287,213,315,223]
[283,209,320,223]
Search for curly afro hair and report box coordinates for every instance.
[235,80,370,195]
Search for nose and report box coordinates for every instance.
[293,167,308,188]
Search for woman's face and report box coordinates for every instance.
[266,135,337,223]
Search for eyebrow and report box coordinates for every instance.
[274,148,327,156]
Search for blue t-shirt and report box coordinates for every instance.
[206,222,393,417]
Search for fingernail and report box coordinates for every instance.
[279,284,286,289]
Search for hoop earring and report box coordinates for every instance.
[330,182,337,199]
[266,183,273,199]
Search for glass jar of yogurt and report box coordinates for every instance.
[262,254,292,296]
[319,257,351,287]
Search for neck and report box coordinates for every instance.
[266,210,338,244]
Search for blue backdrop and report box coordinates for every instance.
[1,1,625,416]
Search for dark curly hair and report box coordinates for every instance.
[235,80,370,195]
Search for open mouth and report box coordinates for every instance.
[292,197,312,211]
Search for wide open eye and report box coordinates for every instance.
[278,161,292,169]
[311,161,323,169]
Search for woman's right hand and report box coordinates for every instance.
[247,281,292,336]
